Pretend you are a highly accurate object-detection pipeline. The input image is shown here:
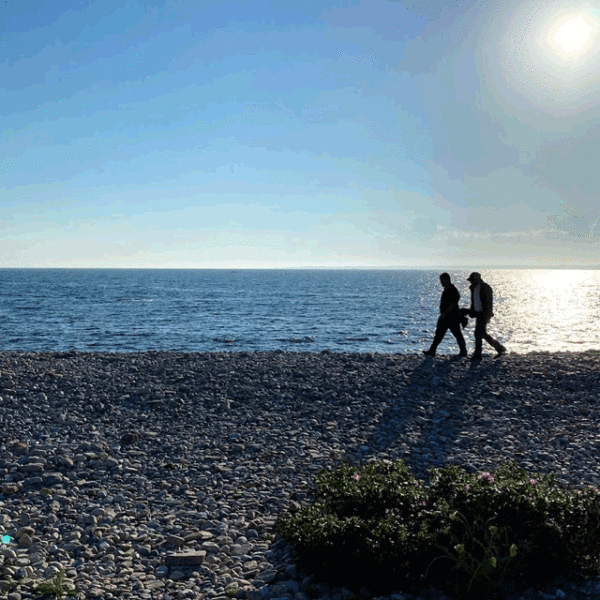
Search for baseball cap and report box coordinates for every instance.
[467,272,481,282]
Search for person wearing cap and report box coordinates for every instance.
[467,272,506,360]
[423,273,467,358]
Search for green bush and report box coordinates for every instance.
[33,570,76,600]
[276,460,600,600]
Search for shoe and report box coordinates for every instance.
[458,351,468,357]
[495,346,506,358]
[422,350,435,357]
[469,354,482,361]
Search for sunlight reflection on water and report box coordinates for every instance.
[484,269,600,354]
[0,268,597,354]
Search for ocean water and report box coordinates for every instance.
[0,268,598,355]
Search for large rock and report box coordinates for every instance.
[1,483,19,495]
[164,551,206,567]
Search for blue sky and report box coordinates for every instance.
[2,0,600,268]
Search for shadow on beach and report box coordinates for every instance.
[358,351,600,488]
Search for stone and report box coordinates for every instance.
[165,551,207,567]
[165,534,185,547]
[58,456,74,468]
[170,569,186,580]
[20,463,44,473]
[202,541,220,553]
[16,526,35,538]
[44,565,62,579]
[184,531,213,542]
[259,571,277,584]
[42,472,64,485]
[120,433,139,445]
[9,443,27,455]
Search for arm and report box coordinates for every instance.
[483,284,494,318]
[440,302,458,320]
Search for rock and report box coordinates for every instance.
[183,531,212,543]
[170,569,186,580]
[165,552,207,567]
[58,456,74,468]
[259,571,277,584]
[202,541,220,553]
[20,463,44,473]
[165,534,185,547]
[8,443,27,455]
[42,472,64,485]
[43,565,62,579]
[1,483,19,494]
[17,535,32,548]
[120,433,139,445]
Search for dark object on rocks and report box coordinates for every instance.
[165,551,206,567]
[8,442,28,455]
[120,432,139,445]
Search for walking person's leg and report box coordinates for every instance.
[474,316,506,358]
[472,315,484,359]
[424,319,450,356]
[449,321,467,356]
[481,320,506,356]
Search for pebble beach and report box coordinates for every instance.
[1,349,600,600]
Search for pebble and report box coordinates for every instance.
[0,349,599,600]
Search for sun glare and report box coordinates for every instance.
[553,17,592,52]
[544,10,599,61]
[490,0,600,114]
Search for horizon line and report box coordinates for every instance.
[0,265,598,270]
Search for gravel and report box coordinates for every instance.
[0,348,599,600]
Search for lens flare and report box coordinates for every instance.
[482,0,600,115]
[545,11,598,60]
[1,535,10,544]
[553,17,592,52]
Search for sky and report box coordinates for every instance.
[2,0,600,268]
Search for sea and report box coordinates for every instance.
[0,268,598,355]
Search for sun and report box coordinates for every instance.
[482,0,600,114]
[553,17,592,52]
[545,11,599,60]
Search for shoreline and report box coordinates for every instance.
[0,344,600,361]
[0,349,599,599]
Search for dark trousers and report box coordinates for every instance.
[428,317,466,354]
[473,314,503,357]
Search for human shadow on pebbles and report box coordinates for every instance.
[363,352,600,491]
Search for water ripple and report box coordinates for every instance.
[0,269,597,354]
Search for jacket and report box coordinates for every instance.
[469,281,493,319]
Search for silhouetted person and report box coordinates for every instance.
[467,272,506,361]
[423,273,467,357]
